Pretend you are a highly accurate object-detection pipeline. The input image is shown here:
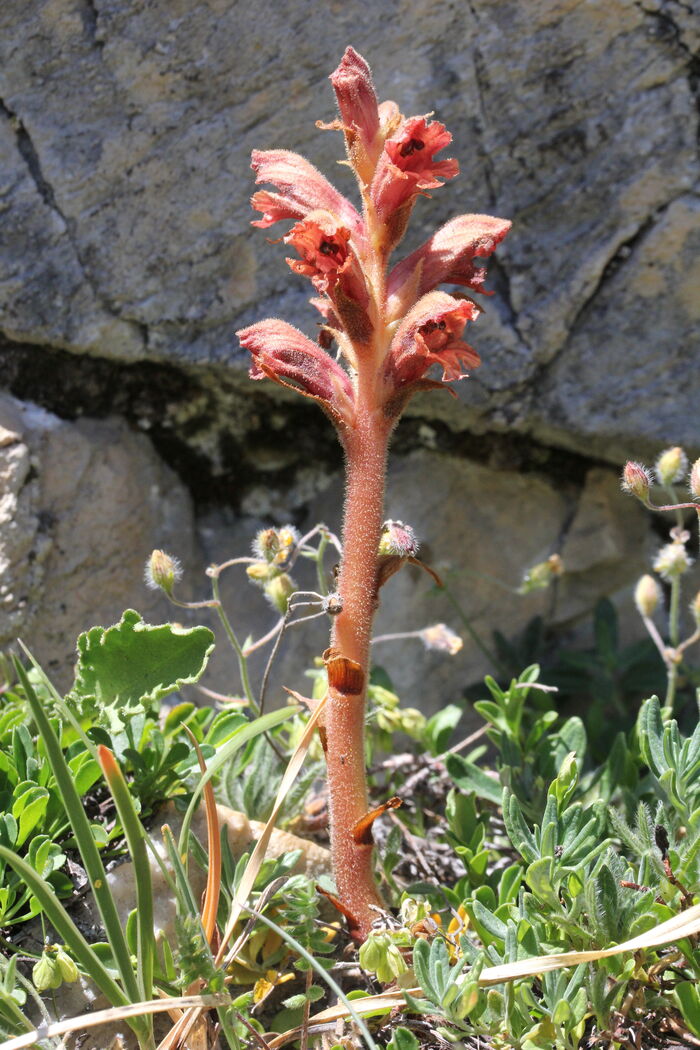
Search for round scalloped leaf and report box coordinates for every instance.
[70,610,215,710]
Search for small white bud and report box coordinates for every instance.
[653,542,693,581]
[634,574,661,617]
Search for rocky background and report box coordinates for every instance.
[1,0,698,711]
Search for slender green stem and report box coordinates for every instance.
[441,583,506,673]
[315,530,330,596]
[98,747,155,1021]
[663,576,682,719]
[14,662,145,1016]
[210,576,258,713]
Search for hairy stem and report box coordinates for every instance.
[324,411,392,939]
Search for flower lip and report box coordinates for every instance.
[250,149,363,236]
[237,317,354,421]
[386,291,481,391]
[283,214,353,292]
[383,116,459,187]
[387,213,512,317]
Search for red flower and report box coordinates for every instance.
[387,214,512,319]
[370,117,459,251]
[250,149,363,238]
[283,214,373,347]
[237,318,355,424]
[284,215,353,293]
[385,291,481,397]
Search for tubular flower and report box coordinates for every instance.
[371,116,459,252]
[385,291,481,400]
[284,213,372,346]
[387,213,512,320]
[284,214,368,303]
[284,215,353,292]
[329,46,382,181]
[237,318,355,425]
[250,149,364,238]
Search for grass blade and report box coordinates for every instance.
[0,846,128,1009]
[13,659,141,1006]
[98,746,155,1011]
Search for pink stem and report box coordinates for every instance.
[324,409,392,939]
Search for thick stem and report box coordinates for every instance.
[324,411,392,939]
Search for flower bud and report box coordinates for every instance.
[690,590,700,628]
[634,574,662,618]
[518,554,564,594]
[689,458,700,500]
[358,931,407,984]
[653,542,693,581]
[33,945,76,992]
[33,951,62,992]
[144,550,182,596]
[246,561,273,583]
[655,446,687,486]
[621,461,652,503]
[253,528,280,562]
[400,897,432,926]
[419,623,463,655]
[55,947,78,984]
[252,525,299,567]
[378,519,418,557]
[264,573,296,614]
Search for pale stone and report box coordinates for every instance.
[0,394,201,689]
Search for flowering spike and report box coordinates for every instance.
[238,48,511,941]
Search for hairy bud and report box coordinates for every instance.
[419,623,463,654]
[378,519,418,557]
[655,446,687,486]
[144,550,182,596]
[621,461,652,503]
[634,574,661,618]
[518,553,564,594]
[253,525,299,567]
[689,458,700,500]
[264,573,296,614]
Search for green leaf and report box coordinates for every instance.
[424,704,462,755]
[14,659,143,1015]
[675,982,700,1038]
[387,1026,420,1050]
[69,610,215,710]
[526,858,559,907]
[445,755,502,805]
[11,784,49,848]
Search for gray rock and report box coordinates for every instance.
[0,0,697,707]
[0,393,201,689]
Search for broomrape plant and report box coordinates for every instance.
[237,46,510,940]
